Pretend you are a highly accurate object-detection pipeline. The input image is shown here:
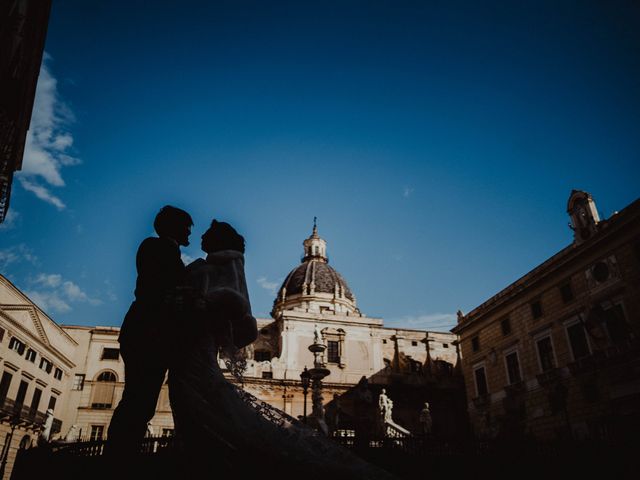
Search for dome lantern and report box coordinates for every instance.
[302,217,328,263]
[272,220,360,318]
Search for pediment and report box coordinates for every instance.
[322,327,346,336]
[0,277,32,305]
[0,306,49,345]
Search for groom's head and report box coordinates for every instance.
[154,206,193,246]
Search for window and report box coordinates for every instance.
[442,343,449,348]
[26,349,37,363]
[29,388,42,415]
[473,366,488,397]
[15,380,29,407]
[536,336,556,372]
[504,351,522,385]
[161,428,174,438]
[0,372,13,404]
[592,261,610,283]
[101,348,120,361]
[567,322,590,360]
[89,425,104,441]
[254,350,271,362]
[72,374,85,391]
[471,336,480,352]
[602,304,630,344]
[39,358,53,374]
[48,396,57,413]
[382,339,387,344]
[96,371,116,382]
[411,341,418,347]
[327,340,340,363]
[530,300,543,319]
[560,283,574,304]
[53,368,63,380]
[9,337,26,355]
[91,371,117,409]
[323,329,346,365]
[261,371,273,379]
[500,318,511,336]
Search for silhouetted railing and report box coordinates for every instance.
[48,435,175,456]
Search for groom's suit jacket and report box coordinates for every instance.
[119,236,186,350]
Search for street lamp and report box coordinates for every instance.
[0,407,22,478]
[300,367,311,423]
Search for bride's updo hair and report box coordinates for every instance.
[201,220,245,254]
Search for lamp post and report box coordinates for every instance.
[307,326,330,434]
[300,367,311,423]
[0,405,22,479]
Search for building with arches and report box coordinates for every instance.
[0,274,76,476]
[1,224,463,454]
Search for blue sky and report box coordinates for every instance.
[1,0,638,331]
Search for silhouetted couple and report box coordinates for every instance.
[107,206,395,479]
[107,206,256,454]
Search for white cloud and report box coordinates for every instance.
[28,272,102,314]
[18,55,80,208]
[386,313,457,331]
[257,276,280,296]
[0,210,20,230]
[0,244,38,270]
[26,290,72,314]
[403,186,414,198]
[18,177,66,210]
[35,273,62,288]
[104,279,118,302]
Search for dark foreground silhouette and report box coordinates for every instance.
[12,435,636,480]
[108,206,193,455]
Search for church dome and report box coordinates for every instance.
[272,221,359,317]
[279,260,354,301]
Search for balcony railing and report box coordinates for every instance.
[0,396,63,438]
[536,368,561,387]
[49,436,175,456]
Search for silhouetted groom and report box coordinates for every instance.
[107,205,193,455]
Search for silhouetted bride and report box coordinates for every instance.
[168,220,395,479]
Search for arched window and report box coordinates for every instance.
[96,371,117,382]
[91,370,117,409]
[19,435,31,450]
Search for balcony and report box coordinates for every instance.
[0,397,61,434]
[536,368,561,387]
[472,394,490,409]
[504,381,526,396]
[568,339,640,376]
[567,352,604,376]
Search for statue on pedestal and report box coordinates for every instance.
[419,402,432,436]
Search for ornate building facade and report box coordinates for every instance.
[0,274,76,477]
[1,225,464,463]
[453,191,640,441]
